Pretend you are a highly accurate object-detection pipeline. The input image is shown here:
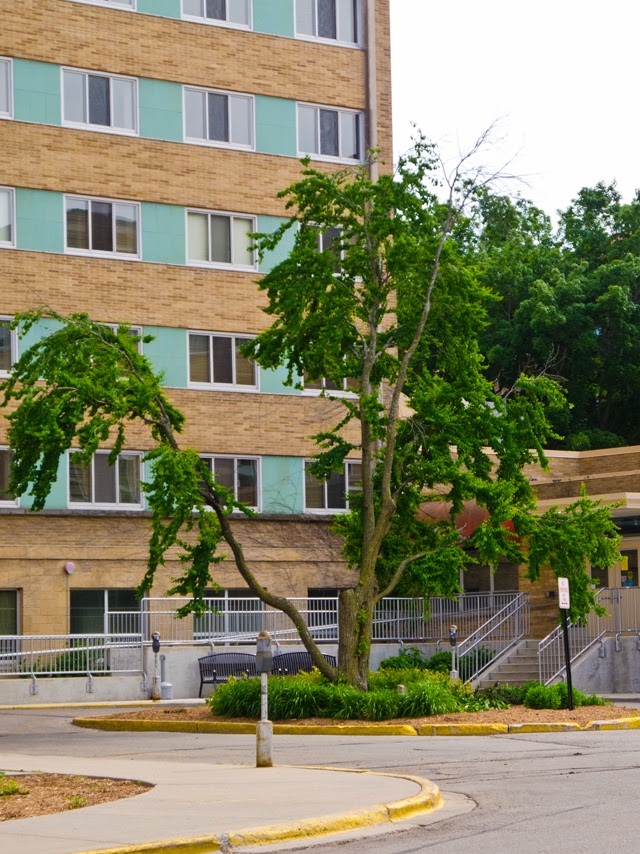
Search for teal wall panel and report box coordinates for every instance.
[15,189,64,254]
[139,78,183,142]
[257,215,296,273]
[260,364,300,395]
[18,317,62,356]
[13,59,61,126]
[141,203,186,265]
[262,456,304,513]
[255,96,297,157]
[144,326,188,388]
[138,0,181,17]
[253,0,294,37]
[24,453,68,511]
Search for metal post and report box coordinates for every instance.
[256,630,273,768]
[561,608,574,711]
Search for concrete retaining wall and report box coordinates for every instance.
[571,637,640,693]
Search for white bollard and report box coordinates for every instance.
[256,670,273,767]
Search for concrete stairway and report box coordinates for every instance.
[474,639,540,686]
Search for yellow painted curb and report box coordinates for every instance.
[72,768,440,854]
[419,723,509,736]
[583,717,640,731]
[73,836,221,854]
[273,723,418,736]
[0,701,161,711]
[508,722,581,733]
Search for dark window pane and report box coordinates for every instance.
[108,589,139,611]
[70,589,105,634]
[206,0,225,18]
[88,75,110,126]
[189,334,211,383]
[115,204,137,254]
[208,92,229,141]
[91,201,113,252]
[118,455,140,504]
[319,109,339,156]
[212,337,234,383]
[305,463,325,509]
[237,458,257,505]
[0,590,17,635]
[326,469,347,509]
[210,215,231,262]
[69,455,91,503]
[0,450,14,501]
[234,338,256,385]
[214,457,235,491]
[318,0,337,38]
[0,323,11,372]
[94,454,117,504]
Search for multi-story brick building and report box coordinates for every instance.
[0,0,392,637]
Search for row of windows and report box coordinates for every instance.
[1,187,258,267]
[1,317,358,399]
[69,0,361,47]
[0,449,362,513]
[0,59,364,163]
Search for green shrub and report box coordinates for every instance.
[474,682,537,706]
[523,684,562,710]
[369,668,436,691]
[208,676,261,718]
[423,651,452,673]
[362,689,402,721]
[378,648,429,670]
[399,680,461,717]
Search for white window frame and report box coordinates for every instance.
[199,454,261,511]
[0,315,17,379]
[0,187,16,249]
[185,209,257,270]
[188,331,259,391]
[64,194,141,260]
[296,102,364,163]
[183,86,255,151]
[67,450,144,509]
[303,459,361,513]
[294,0,361,47]
[181,0,252,30]
[0,58,13,120]
[103,323,143,354]
[61,67,139,135]
[67,0,136,9]
[302,375,357,397]
[0,447,19,508]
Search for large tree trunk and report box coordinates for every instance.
[338,588,375,690]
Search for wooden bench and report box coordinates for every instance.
[272,651,337,676]
[198,652,257,697]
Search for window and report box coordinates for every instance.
[182,0,251,28]
[68,451,142,507]
[0,592,18,655]
[187,210,255,268]
[297,103,363,161]
[0,58,12,118]
[200,455,259,508]
[0,449,18,506]
[103,323,143,353]
[0,317,16,377]
[304,460,361,512]
[184,87,254,149]
[0,188,15,247]
[65,196,140,258]
[296,0,359,45]
[70,589,139,635]
[303,375,358,394]
[62,68,137,133]
[188,332,257,388]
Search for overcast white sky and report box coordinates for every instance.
[390,0,640,218]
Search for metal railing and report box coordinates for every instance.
[538,587,640,685]
[113,593,523,646]
[455,592,530,683]
[0,633,145,693]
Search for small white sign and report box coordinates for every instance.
[558,577,570,610]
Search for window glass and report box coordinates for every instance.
[210,215,231,263]
[115,203,138,254]
[208,92,229,142]
[206,0,225,17]
[0,591,17,635]
[298,105,317,154]
[0,449,15,502]
[66,197,138,257]
[70,589,105,634]
[118,454,140,503]
[0,322,12,373]
[337,0,357,42]
[237,458,257,505]
[187,211,254,267]
[0,60,10,116]
[94,453,117,503]
[318,109,338,156]
[304,464,326,509]
[66,198,89,249]
[184,0,249,25]
[304,460,359,510]
[69,455,91,503]
[91,200,113,252]
[214,457,235,491]
[232,217,253,266]
[234,337,255,385]
[339,111,359,160]
[184,88,206,139]
[112,78,136,131]
[63,70,86,123]
[88,74,110,126]
[189,334,211,383]
[187,212,209,262]
[298,105,362,160]
[318,0,337,39]
[185,87,253,148]
[0,188,13,244]
[212,336,234,384]
[326,469,347,509]
[69,452,141,505]
[228,0,249,25]
[296,0,315,34]
[229,95,252,146]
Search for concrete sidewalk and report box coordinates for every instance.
[0,753,441,854]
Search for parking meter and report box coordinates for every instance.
[449,625,458,680]
[256,630,273,675]
[449,625,457,647]
[152,632,161,654]
[150,632,161,699]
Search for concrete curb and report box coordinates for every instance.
[70,768,440,854]
[73,716,640,736]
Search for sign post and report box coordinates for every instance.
[255,630,273,768]
[558,577,574,711]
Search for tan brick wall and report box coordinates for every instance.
[0,513,353,636]
[2,0,368,110]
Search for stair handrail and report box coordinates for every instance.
[456,592,530,683]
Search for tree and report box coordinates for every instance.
[1,137,621,690]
